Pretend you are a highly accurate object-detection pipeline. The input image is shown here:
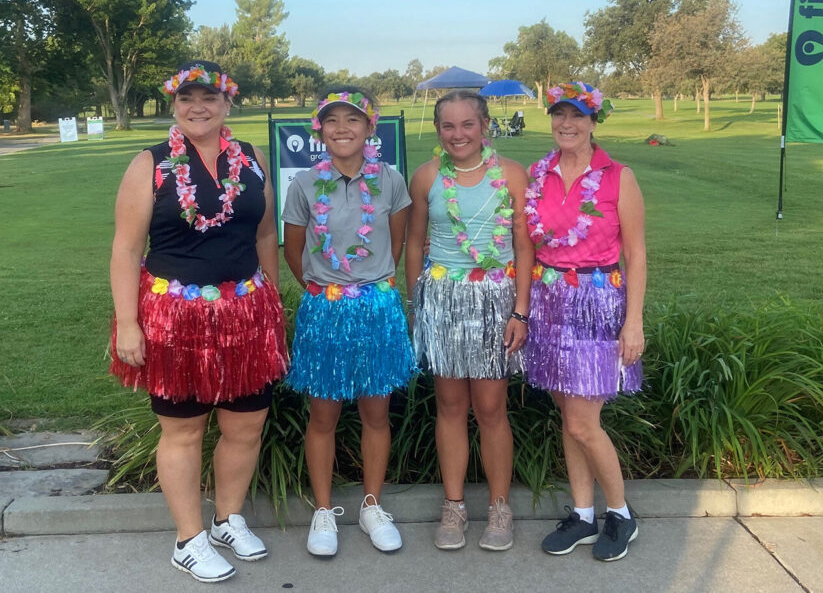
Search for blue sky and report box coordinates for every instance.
[188,0,790,76]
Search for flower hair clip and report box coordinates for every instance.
[159,65,239,99]
[310,91,379,138]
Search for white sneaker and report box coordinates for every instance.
[172,530,236,583]
[307,506,344,556]
[359,494,402,552]
[209,514,267,561]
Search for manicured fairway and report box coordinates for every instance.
[1,96,821,424]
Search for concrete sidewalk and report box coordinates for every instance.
[1,481,823,591]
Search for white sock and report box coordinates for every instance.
[607,504,631,520]
[574,506,595,524]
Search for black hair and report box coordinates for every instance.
[433,90,490,126]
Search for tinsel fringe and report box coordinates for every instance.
[285,287,416,400]
[524,273,642,399]
[413,268,522,379]
[109,269,288,403]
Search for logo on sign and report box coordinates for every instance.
[796,29,823,66]
[286,135,305,152]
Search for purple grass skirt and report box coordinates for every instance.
[524,266,642,400]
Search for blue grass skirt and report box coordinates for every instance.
[285,280,417,400]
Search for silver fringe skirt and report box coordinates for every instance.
[412,265,522,379]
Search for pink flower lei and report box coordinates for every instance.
[437,139,513,270]
[524,150,604,249]
[310,144,381,272]
[168,125,246,233]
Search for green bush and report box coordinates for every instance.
[95,297,823,507]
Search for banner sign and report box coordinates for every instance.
[86,117,104,140]
[58,117,78,142]
[786,0,823,143]
[268,114,407,243]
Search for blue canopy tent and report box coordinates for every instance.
[415,66,491,138]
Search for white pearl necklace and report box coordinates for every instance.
[453,159,485,173]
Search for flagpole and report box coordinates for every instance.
[777,0,796,220]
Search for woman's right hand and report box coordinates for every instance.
[116,322,146,366]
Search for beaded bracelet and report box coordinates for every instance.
[510,311,529,324]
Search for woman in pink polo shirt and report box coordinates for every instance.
[524,83,646,562]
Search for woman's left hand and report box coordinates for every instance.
[618,321,645,366]
[504,317,528,355]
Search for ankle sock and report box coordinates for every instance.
[574,506,595,524]
[176,535,195,550]
[607,504,631,520]
[213,515,229,526]
[447,499,466,509]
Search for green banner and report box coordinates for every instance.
[786,0,823,143]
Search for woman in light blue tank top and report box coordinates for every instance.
[405,90,534,552]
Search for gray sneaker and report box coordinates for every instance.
[434,499,468,550]
[479,496,513,551]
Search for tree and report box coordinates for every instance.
[0,0,54,132]
[648,0,744,131]
[288,57,324,107]
[232,0,289,106]
[70,0,193,130]
[584,0,674,119]
[489,20,580,106]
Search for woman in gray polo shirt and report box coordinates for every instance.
[282,87,416,558]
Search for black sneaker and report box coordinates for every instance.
[592,510,638,562]
[541,506,599,555]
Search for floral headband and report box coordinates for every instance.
[160,65,239,99]
[310,92,379,138]
[544,82,614,124]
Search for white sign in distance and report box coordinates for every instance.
[58,117,78,142]
[87,117,104,140]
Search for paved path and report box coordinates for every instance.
[1,518,820,592]
[0,134,59,156]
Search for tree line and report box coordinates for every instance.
[1,0,785,133]
[490,0,786,131]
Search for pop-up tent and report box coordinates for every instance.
[415,66,491,137]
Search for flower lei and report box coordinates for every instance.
[544,82,614,124]
[310,91,379,138]
[309,145,381,271]
[160,65,239,98]
[168,125,246,233]
[524,150,604,249]
[436,139,513,270]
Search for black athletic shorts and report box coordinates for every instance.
[150,384,274,418]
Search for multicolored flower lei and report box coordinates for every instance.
[159,65,239,98]
[306,277,396,301]
[436,139,513,270]
[168,125,246,233]
[525,150,603,249]
[309,145,381,272]
[150,269,265,301]
[310,91,379,138]
[544,82,614,124]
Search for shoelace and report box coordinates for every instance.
[189,533,218,560]
[556,506,579,531]
[363,504,394,525]
[487,498,511,531]
[228,516,253,539]
[441,502,464,527]
[601,512,623,541]
[313,506,344,532]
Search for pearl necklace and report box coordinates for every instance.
[168,125,245,233]
[453,160,485,173]
[437,140,513,269]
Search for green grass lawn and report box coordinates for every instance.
[2,96,822,425]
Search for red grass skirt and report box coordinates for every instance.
[109,268,288,404]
